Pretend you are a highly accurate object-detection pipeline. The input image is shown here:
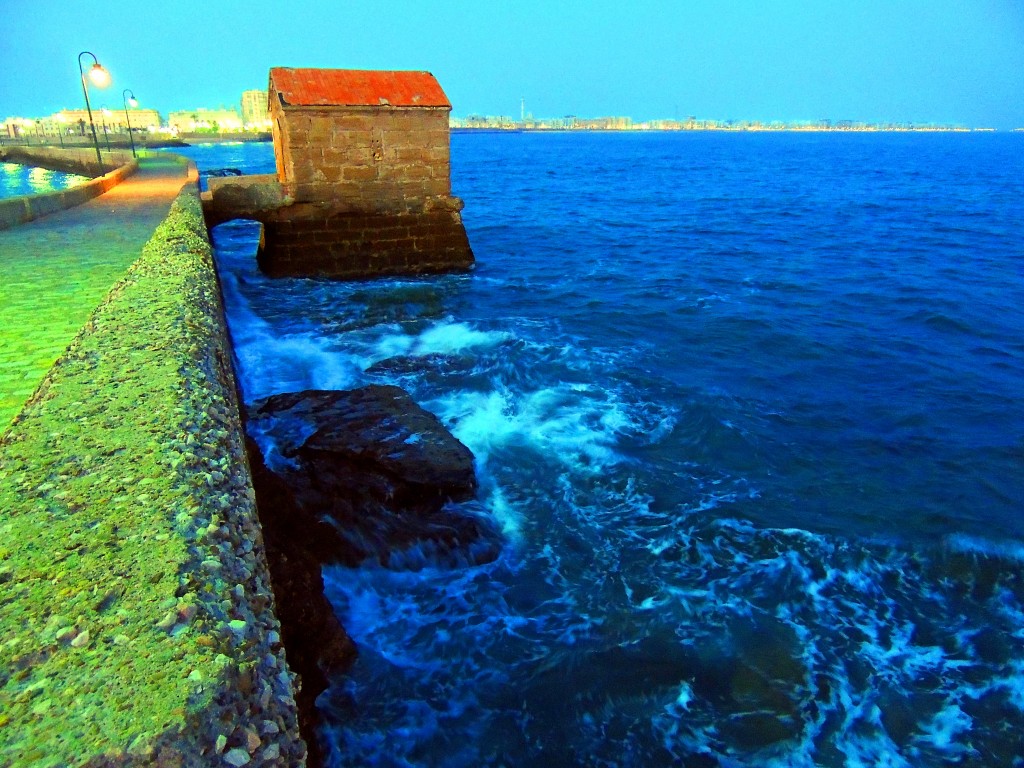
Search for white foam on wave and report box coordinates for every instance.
[642,515,1024,765]
[363,319,514,368]
[482,485,523,540]
[365,323,415,360]
[320,558,530,767]
[944,532,1024,562]
[235,333,360,399]
[218,269,361,400]
[913,702,975,756]
[837,727,915,768]
[426,383,630,475]
[421,381,634,542]
[412,320,514,355]
[970,590,1024,712]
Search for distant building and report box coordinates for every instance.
[167,108,243,133]
[55,108,162,134]
[241,89,269,127]
[579,116,632,130]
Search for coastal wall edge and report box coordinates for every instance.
[0,146,138,231]
[0,182,306,765]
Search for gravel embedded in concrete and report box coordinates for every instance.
[0,184,305,765]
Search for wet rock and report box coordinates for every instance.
[877,686,917,748]
[520,634,704,721]
[245,436,356,768]
[255,385,476,498]
[248,385,496,567]
[245,384,495,766]
[717,712,796,751]
[365,352,474,377]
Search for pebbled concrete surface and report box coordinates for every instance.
[0,187,305,766]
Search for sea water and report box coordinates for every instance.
[0,161,88,198]
[177,132,1024,766]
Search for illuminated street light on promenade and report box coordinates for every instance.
[77,51,110,169]
[101,108,112,152]
[123,89,138,158]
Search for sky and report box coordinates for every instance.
[4,0,1024,128]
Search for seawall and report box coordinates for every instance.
[0,146,138,230]
[0,182,306,764]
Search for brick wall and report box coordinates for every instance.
[254,83,474,279]
[271,105,451,212]
[257,208,473,279]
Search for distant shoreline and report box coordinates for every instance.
[0,133,272,151]
[452,126,1005,134]
[175,132,272,144]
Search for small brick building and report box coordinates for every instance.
[270,68,453,211]
[207,67,474,279]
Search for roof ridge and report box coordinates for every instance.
[269,68,451,109]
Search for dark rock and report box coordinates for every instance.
[245,436,356,768]
[247,385,499,765]
[256,385,476,498]
[717,712,797,751]
[365,352,474,377]
[244,385,496,762]
[249,385,498,569]
[523,634,704,712]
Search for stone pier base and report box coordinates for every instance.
[203,175,474,280]
[257,206,474,279]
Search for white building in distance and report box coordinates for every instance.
[241,89,270,128]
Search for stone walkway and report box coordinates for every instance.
[0,154,191,426]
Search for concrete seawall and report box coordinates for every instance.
[0,147,138,231]
[0,183,305,764]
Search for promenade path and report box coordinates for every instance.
[0,154,192,426]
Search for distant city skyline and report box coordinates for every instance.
[3,0,1024,130]
[5,99,1005,139]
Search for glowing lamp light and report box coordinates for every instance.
[89,63,111,88]
[78,51,110,168]
[122,88,139,158]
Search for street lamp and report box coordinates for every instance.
[55,114,66,148]
[101,108,112,151]
[122,89,138,158]
[77,51,110,170]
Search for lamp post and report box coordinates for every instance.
[77,51,110,170]
[101,108,112,151]
[55,114,65,148]
[122,89,138,158]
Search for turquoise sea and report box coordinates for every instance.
[0,161,88,198]
[177,133,1024,766]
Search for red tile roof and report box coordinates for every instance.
[269,68,451,109]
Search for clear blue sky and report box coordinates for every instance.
[4,0,1024,128]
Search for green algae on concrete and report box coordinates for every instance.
[0,189,304,766]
